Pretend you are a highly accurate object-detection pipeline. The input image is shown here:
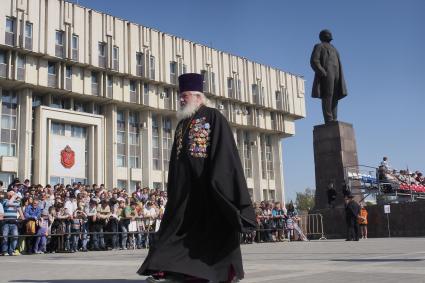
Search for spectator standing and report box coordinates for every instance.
[34,210,50,254]
[1,191,24,256]
[24,199,42,253]
[95,199,111,250]
[358,204,368,239]
[272,202,285,241]
[118,199,131,250]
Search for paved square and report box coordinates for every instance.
[1,238,424,282]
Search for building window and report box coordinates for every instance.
[117,179,126,190]
[252,84,259,104]
[55,31,64,57]
[107,75,113,98]
[129,80,137,103]
[136,52,144,76]
[162,88,171,109]
[261,135,267,179]
[112,46,119,71]
[47,61,57,87]
[162,117,172,170]
[143,83,149,95]
[149,55,155,79]
[16,54,25,81]
[200,70,209,93]
[266,136,274,179]
[98,42,106,68]
[91,71,99,95]
[0,92,18,157]
[71,34,79,61]
[129,112,140,168]
[5,17,15,45]
[51,122,65,136]
[73,101,87,112]
[65,65,72,90]
[71,125,86,138]
[6,17,15,33]
[116,110,126,167]
[170,61,177,84]
[227,78,235,99]
[275,91,282,110]
[236,78,242,99]
[0,50,7,78]
[211,71,216,94]
[152,115,161,170]
[24,22,33,50]
[50,96,68,109]
[243,132,252,178]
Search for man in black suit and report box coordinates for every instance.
[345,195,360,241]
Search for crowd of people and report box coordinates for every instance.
[0,178,165,256]
[0,178,307,257]
[243,201,308,244]
[379,157,425,186]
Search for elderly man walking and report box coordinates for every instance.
[138,73,256,283]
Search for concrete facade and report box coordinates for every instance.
[0,0,305,203]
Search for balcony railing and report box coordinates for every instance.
[164,97,172,110]
[98,56,106,68]
[136,65,144,77]
[107,86,113,98]
[112,59,118,71]
[0,63,7,78]
[65,78,72,91]
[72,49,78,61]
[55,45,64,58]
[130,92,137,103]
[17,67,25,81]
[48,74,57,88]
[5,32,15,46]
[24,37,32,50]
[91,83,99,95]
[276,100,283,110]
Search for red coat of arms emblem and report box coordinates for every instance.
[60,145,75,168]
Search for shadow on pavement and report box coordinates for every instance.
[10,280,146,283]
[331,258,423,262]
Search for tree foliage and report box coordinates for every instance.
[294,187,315,212]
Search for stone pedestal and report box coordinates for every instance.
[313,121,362,209]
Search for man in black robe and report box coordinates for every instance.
[138,73,256,283]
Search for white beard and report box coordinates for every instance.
[176,101,201,121]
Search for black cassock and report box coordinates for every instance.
[138,105,256,282]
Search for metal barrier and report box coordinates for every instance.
[298,214,326,240]
[0,214,326,255]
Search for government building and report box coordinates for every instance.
[0,0,305,203]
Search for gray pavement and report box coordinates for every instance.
[1,238,425,283]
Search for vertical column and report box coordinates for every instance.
[251,131,262,201]
[275,136,286,206]
[125,109,130,192]
[18,89,32,180]
[87,125,95,184]
[141,110,151,189]
[103,104,116,189]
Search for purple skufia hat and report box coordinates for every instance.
[178,73,204,93]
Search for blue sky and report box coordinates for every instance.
[70,0,425,202]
